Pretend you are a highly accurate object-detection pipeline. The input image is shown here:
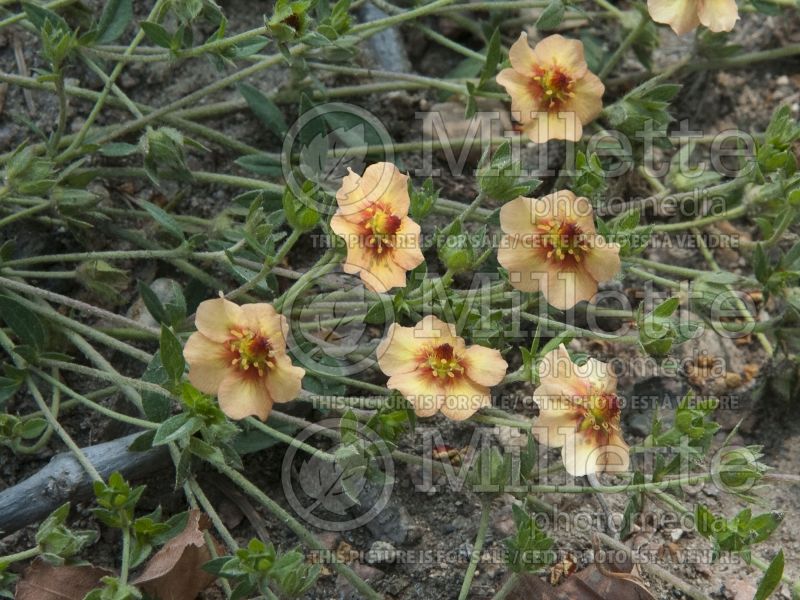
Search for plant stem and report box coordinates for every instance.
[245,417,336,462]
[32,368,156,430]
[59,0,168,160]
[598,13,647,80]
[458,499,492,600]
[25,373,102,481]
[119,527,132,586]
[215,463,383,600]
[491,573,519,600]
[0,276,160,336]
[0,546,40,565]
[625,266,682,290]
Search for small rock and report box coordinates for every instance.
[726,578,757,600]
[335,562,384,598]
[366,541,397,564]
[317,531,339,551]
[777,75,790,86]
[126,277,184,329]
[669,528,684,542]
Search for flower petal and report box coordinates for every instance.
[217,373,272,421]
[535,189,595,233]
[543,265,598,310]
[336,163,410,218]
[462,345,508,386]
[647,0,701,35]
[537,345,589,395]
[184,332,231,394]
[521,111,583,144]
[533,34,588,80]
[377,323,421,376]
[264,354,304,404]
[499,196,538,235]
[567,71,605,125]
[391,217,425,270]
[496,69,541,121]
[195,297,243,343]
[560,431,598,476]
[561,430,630,476]
[330,212,362,247]
[241,303,288,352]
[597,431,630,473]
[497,239,546,293]
[335,168,372,218]
[574,357,618,395]
[358,254,409,293]
[532,382,580,448]
[387,369,443,417]
[507,32,538,74]
[697,0,738,32]
[415,315,464,349]
[583,239,621,284]
[362,162,410,217]
[439,377,491,420]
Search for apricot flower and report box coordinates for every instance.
[496,33,604,143]
[330,162,425,293]
[183,297,304,421]
[497,189,620,310]
[647,0,738,35]
[533,345,629,477]
[377,316,508,420]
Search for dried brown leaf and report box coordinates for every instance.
[132,509,219,600]
[15,558,112,600]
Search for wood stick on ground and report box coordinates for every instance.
[0,432,170,537]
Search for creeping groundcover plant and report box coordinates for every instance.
[1,0,800,598]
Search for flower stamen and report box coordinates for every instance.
[539,220,590,263]
[228,329,275,375]
[425,343,465,379]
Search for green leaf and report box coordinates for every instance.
[138,281,167,324]
[0,295,47,350]
[234,153,283,177]
[140,351,172,422]
[159,326,185,384]
[153,414,199,445]
[754,243,770,284]
[128,430,156,452]
[95,0,132,43]
[22,2,69,31]
[20,417,48,439]
[536,0,565,30]
[99,142,139,157]
[653,296,679,318]
[135,198,185,241]
[478,28,501,88]
[754,550,784,600]
[238,83,288,138]
[140,21,172,48]
[0,376,22,405]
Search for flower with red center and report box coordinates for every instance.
[330,162,425,293]
[533,345,629,476]
[376,316,508,420]
[647,0,738,36]
[183,297,305,421]
[496,33,604,143]
[497,189,620,310]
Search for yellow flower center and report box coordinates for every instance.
[425,343,464,379]
[532,66,574,111]
[577,392,620,434]
[539,220,589,263]
[228,329,275,376]
[362,205,402,255]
